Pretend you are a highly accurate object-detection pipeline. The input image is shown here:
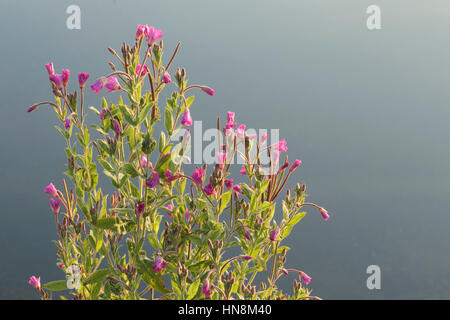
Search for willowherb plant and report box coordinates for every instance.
[27,24,330,300]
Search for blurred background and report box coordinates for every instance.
[0,0,449,299]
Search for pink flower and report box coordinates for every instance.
[145,26,163,46]
[139,154,152,170]
[27,104,39,113]
[136,24,148,41]
[225,179,234,190]
[59,263,65,269]
[181,109,192,126]
[240,255,253,261]
[62,69,70,87]
[64,118,71,130]
[269,228,279,241]
[280,161,290,171]
[201,86,215,96]
[201,279,213,298]
[318,207,330,221]
[233,185,243,195]
[44,183,59,198]
[28,276,41,291]
[77,72,90,89]
[135,202,146,216]
[274,139,287,152]
[165,169,180,183]
[244,229,251,240]
[165,204,173,218]
[146,171,159,188]
[105,76,121,92]
[217,152,226,166]
[90,77,107,94]
[163,72,171,84]
[192,167,204,185]
[49,198,61,215]
[240,164,247,175]
[49,74,63,89]
[226,111,236,129]
[45,62,54,76]
[235,125,246,140]
[112,119,121,137]
[152,255,168,272]
[185,208,191,221]
[290,159,301,172]
[99,108,108,120]
[204,183,216,196]
[260,133,269,145]
[300,272,312,285]
[136,64,149,76]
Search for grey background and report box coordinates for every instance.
[1,0,449,299]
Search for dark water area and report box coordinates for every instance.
[1,0,450,299]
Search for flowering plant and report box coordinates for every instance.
[27,24,329,300]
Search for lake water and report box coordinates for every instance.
[1,0,450,299]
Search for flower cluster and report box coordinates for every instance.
[27,24,329,300]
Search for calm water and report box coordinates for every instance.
[1,0,450,299]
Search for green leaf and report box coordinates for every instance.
[83,269,111,285]
[187,279,200,300]
[164,108,173,134]
[288,212,307,226]
[122,163,139,178]
[219,190,231,214]
[43,280,68,291]
[138,101,154,124]
[118,104,137,126]
[95,217,136,234]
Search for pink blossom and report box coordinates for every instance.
[204,183,216,196]
[201,86,215,96]
[99,108,108,120]
[185,208,191,222]
[300,272,312,285]
[235,125,246,140]
[269,228,279,241]
[64,118,71,130]
[192,167,204,185]
[163,72,171,84]
[49,198,61,215]
[136,24,149,41]
[217,152,226,166]
[49,74,63,89]
[240,255,253,261]
[45,62,54,76]
[244,229,251,240]
[318,207,330,221]
[28,276,41,291]
[260,133,269,145]
[165,169,180,183]
[226,111,236,129]
[44,183,59,198]
[59,263,65,269]
[152,255,168,272]
[90,78,107,94]
[135,202,146,216]
[280,161,290,171]
[146,171,159,188]
[166,204,173,218]
[112,119,121,137]
[62,69,70,87]
[240,164,247,175]
[77,72,90,89]
[201,279,213,298]
[181,109,192,126]
[233,185,243,195]
[274,139,287,152]
[145,26,163,46]
[225,179,234,190]
[105,76,121,92]
[136,64,149,77]
[290,159,301,172]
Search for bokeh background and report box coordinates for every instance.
[1,0,450,299]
